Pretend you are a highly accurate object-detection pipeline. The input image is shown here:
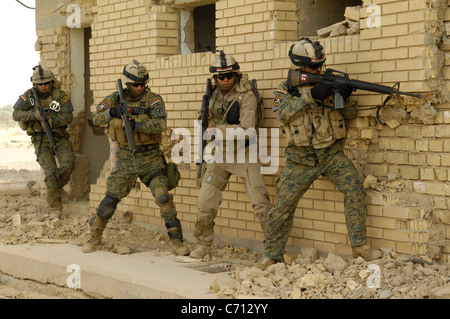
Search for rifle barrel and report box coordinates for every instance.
[346,79,421,98]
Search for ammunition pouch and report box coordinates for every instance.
[202,163,231,190]
[226,101,240,124]
[19,121,29,131]
[107,116,161,146]
[166,162,181,191]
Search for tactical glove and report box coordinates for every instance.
[336,84,353,100]
[109,107,122,119]
[310,83,333,100]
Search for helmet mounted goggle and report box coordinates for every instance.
[209,50,240,74]
[289,38,326,69]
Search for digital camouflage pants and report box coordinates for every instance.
[105,147,177,223]
[32,133,75,210]
[264,150,367,261]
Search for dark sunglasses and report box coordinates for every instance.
[216,73,235,81]
[37,81,51,86]
[130,83,146,87]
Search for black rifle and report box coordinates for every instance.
[287,68,422,110]
[197,78,212,180]
[117,79,138,173]
[31,87,60,164]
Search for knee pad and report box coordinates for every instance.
[96,195,119,220]
[157,194,170,205]
[154,186,170,205]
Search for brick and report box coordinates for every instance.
[383,207,418,219]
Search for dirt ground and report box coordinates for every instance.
[0,125,449,299]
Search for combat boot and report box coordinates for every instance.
[190,243,212,261]
[165,219,190,256]
[352,244,382,261]
[255,257,283,271]
[82,216,108,253]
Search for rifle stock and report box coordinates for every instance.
[287,68,422,109]
[31,87,61,164]
[117,79,139,173]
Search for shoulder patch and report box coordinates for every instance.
[153,104,166,118]
[96,103,107,112]
[61,95,70,104]
[275,88,288,95]
[150,99,161,107]
[273,94,284,111]
[20,95,27,102]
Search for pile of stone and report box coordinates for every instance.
[318,6,361,38]
[211,247,450,299]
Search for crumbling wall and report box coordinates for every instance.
[69,0,450,260]
[313,0,449,260]
[35,0,96,201]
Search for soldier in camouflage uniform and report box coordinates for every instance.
[83,60,189,256]
[190,52,272,260]
[12,65,75,219]
[258,38,381,270]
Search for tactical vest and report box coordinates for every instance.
[106,90,162,146]
[281,86,347,149]
[25,89,67,136]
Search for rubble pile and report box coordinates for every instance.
[211,248,450,299]
[318,6,361,38]
[0,173,448,299]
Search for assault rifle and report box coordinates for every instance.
[117,79,138,173]
[31,87,60,164]
[287,68,422,110]
[197,78,212,180]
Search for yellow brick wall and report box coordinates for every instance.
[36,0,450,258]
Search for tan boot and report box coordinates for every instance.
[190,244,212,261]
[82,216,108,253]
[352,245,382,261]
[170,238,191,256]
[255,257,283,271]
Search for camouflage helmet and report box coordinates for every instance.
[122,60,149,84]
[209,51,241,76]
[288,37,326,68]
[30,64,54,84]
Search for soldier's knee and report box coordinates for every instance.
[154,186,170,205]
[97,194,119,220]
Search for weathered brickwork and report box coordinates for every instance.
[35,0,450,260]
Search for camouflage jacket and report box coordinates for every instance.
[93,88,167,146]
[12,87,73,135]
[273,80,358,166]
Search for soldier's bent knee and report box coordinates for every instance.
[157,193,170,205]
[97,194,119,220]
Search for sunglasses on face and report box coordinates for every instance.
[308,63,323,70]
[130,83,146,87]
[216,73,235,81]
[37,81,51,86]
